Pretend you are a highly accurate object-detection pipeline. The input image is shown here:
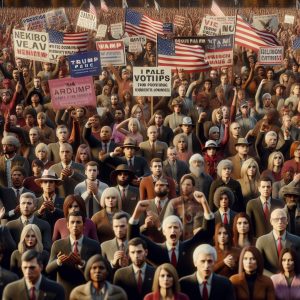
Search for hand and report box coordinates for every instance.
[44,200,55,213]
[68,252,83,266]
[38,202,47,215]
[293,173,300,183]
[88,182,98,195]
[14,205,20,215]
[112,250,126,266]
[198,112,207,123]
[15,81,22,93]
[132,200,150,220]
[224,254,235,269]
[57,252,69,265]
[113,147,123,157]
[86,117,94,128]
[260,121,270,132]
[260,79,267,85]
[145,210,160,228]
[0,207,5,219]
[60,168,72,179]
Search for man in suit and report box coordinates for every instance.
[49,143,85,198]
[114,237,155,300]
[215,73,234,105]
[139,125,168,164]
[110,164,139,215]
[3,249,65,300]
[6,192,52,252]
[179,244,234,300]
[139,158,176,200]
[74,161,108,218]
[128,192,215,278]
[246,176,284,238]
[0,135,30,188]
[46,211,101,300]
[256,208,300,276]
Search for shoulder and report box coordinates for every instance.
[229,273,244,285]
[3,279,24,294]
[213,273,232,286]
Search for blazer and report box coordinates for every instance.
[47,142,61,164]
[163,159,189,186]
[128,217,215,278]
[214,209,237,232]
[46,236,101,300]
[230,272,275,300]
[0,268,18,299]
[139,175,176,200]
[271,273,300,300]
[6,216,52,252]
[256,231,300,276]
[228,154,253,180]
[113,264,155,300]
[138,140,168,164]
[157,125,174,146]
[114,185,139,215]
[101,237,127,264]
[163,113,186,131]
[144,292,189,300]
[3,276,65,300]
[70,281,127,300]
[0,226,17,269]
[180,272,235,300]
[246,197,284,238]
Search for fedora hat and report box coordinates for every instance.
[202,140,220,151]
[179,116,194,127]
[110,164,136,185]
[34,170,62,186]
[235,138,251,147]
[120,137,140,150]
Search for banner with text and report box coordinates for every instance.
[22,13,46,31]
[77,11,97,30]
[133,67,171,96]
[111,23,123,39]
[96,40,126,66]
[252,14,279,33]
[199,16,235,36]
[49,76,96,109]
[258,46,284,65]
[96,24,107,38]
[174,36,206,45]
[284,15,295,24]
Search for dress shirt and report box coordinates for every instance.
[196,272,213,298]
[70,235,84,254]
[154,197,168,211]
[61,161,73,169]
[272,230,287,248]
[5,154,16,187]
[260,197,271,212]
[21,215,34,225]
[91,281,107,300]
[26,274,42,299]
[11,186,24,197]
[166,242,179,263]
[219,208,231,223]
[132,263,147,282]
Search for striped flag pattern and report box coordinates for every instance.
[235,15,279,51]
[157,36,210,73]
[89,1,97,16]
[125,9,163,42]
[211,0,225,17]
[100,0,109,12]
[174,15,186,28]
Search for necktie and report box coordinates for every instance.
[88,195,94,218]
[16,189,20,201]
[263,202,269,220]
[277,237,282,256]
[121,188,126,202]
[202,281,208,300]
[119,242,125,251]
[223,212,228,225]
[24,219,29,226]
[137,269,143,293]
[73,241,79,255]
[128,159,132,167]
[29,286,36,300]
[171,248,177,267]
[157,200,162,214]
[151,142,155,157]
[104,143,108,153]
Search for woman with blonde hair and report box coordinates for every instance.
[237,158,260,204]
[10,224,49,277]
[131,104,147,138]
[35,142,53,169]
[75,144,92,166]
[144,263,189,300]
[261,151,284,182]
[116,117,143,144]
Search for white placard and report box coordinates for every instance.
[96,24,107,38]
[77,11,97,30]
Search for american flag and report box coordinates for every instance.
[48,29,89,51]
[154,0,160,12]
[125,9,163,42]
[235,15,279,51]
[174,15,186,28]
[157,36,210,73]
[122,0,128,8]
[100,0,109,12]
[293,36,300,49]
[211,0,225,17]
[89,1,97,16]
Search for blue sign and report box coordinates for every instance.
[69,51,101,78]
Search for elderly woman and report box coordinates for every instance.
[208,159,244,213]
[262,151,284,182]
[35,142,53,169]
[70,254,127,300]
[173,134,193,162]
[10,224,49,278]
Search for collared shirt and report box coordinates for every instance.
[118,185,128,197]
[154,197,168,211]
[91,282,107,300]
[43,194,57,203]
[11,186,24,197]
[21,215,34,226]
[132,263,147,282]
[61,161,73,169]
[151,175,161,183]
[219,208,231,223]
[260,197,271,212]
[196,272,213,298]
[102,141,111,152]
[25,274,42,299]
[273,230,287,248]
[165,242,179,263]
[70,235,84,254]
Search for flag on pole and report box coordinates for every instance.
[100,0,108,12]
[174,15,186,28]
[122,0,128,8]
[211,0,225,17]
[297,0,300,9]
[157,36,210,73]
[89,1,97,16]
[125,9,163,42]
[235,15,279,51]
[154,0,160,12]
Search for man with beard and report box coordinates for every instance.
[113,238,155,300]
[188,154,213,199]
[110,164,139,215]
[74,161,108,218]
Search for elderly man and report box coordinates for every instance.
[188,153,213,199]
[256,208,300,276]
[179,244,234,300]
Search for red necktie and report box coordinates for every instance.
[223,212,228,225]
[263,202,269,220]
[73,241,79,255]
[171,248,177,267]
[137,269,143,293]
[277,237,282,256]
[202,281,208,300]
[121,188,126,202]
[30,286,36,300]
[157,200,162,214]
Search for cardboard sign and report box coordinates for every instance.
[69,51,101,78]
[284,15,295,24]
[128,36,146,52]
[96,24,107,38]
[111,23,123,39]
[13,29,49,62]
[199,17,219,36]
[258,46,284,65]
[96,40,126,66]
[133,67,172,97]
[77,11,97,30]
[45,8,69,29]
[49,76,96,109]
[22,13,46,31]
[252,14,279,33]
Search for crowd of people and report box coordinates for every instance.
[0,4,299,300]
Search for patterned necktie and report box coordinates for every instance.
[202,281,208,300]
[30,286,36,300]
[171,248,177,267]
[263,202,269,220]
[73,241,79,255]
[223,212,228,225]
[277,237,282,256]
[137,269,143,293]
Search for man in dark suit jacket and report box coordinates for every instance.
[6,192,52,252]
[3,249,65,300]
[180,244,234,300]
[256,208,300,276]
[128,192,215,278]
[114,237,155,300]
[46,211,101,300]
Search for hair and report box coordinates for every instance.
[128,117,141,132]
[59,142,73,153]
[113,211,129,222]
[278,248,300,275]
[152,263,180,294]
[84,160,99,170]
[128,237,147,250]
[131,104,145,119]
[189,153,204,165]
[211,108,223,124]
[238,246,264,275]
[63,194,86,218]
[23,107,37,118]
[232,213,254,247]
[66,210,86,223]
[267,151,284,170]
[20,192,37,207]
[265,131,277,143]
[180,174,195,187]
[259,176,273,186]
[193,244,217,265]
[100,187,121,209]
[56,124,68,134]
[84,254,112,282]
[37,111,46,119]
[21,249,43,266]
[217,160,233,177]
[240,158,260,181]
[75,144,92,164]
[214,223,233,250]
[18,224,43,253]
[213,186,235,208]
[173,134,188,151]
[150,158,162,167]
[31,159,44,169]
[11,165,26,177]
[35,143,50,158]
[162,215,183,232]
[290,141,300,158]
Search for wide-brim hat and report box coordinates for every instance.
[179,116,194,127]
[282,186,300,197]
[120,137,140,150]
[202,140,220,151]
[110,164,136,184]
[235,138,251,147]
[34,170,62,186]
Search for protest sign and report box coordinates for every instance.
[129,42,142,53]
[258,46,284,65]
[13,29,49,62]
[163,23,173,34]
[22,13,46,31]
[111,23,123,39]
[174,36,206,45]
[284,15,295,24]
[96,40,126,66]
[77,11,97,30]
[252,14,279,33]
[96,24,107,38]
[128,36,146,52]
[45,8,69,29]
[69,51,101,78]
[133,67,171,97]
[199,16,219,36]
[49,76,96,110]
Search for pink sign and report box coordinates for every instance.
[49,76,96,110]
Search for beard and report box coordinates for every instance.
[117,179,130,186]
[155,190,168,197]
[190,165,204,177]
